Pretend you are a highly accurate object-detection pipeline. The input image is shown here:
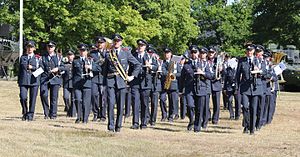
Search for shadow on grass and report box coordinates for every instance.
[151,126,182,132]
[1,116,22,121]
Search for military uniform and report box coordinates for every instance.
[40,41,64,119]
[90,37,107,121]
[236,45,267,134]
[161,49,181,122]
[18,41,40,121]
[129,39,158,129]
[61,51,76,117]
[223,64,237,119]
[104,34,141,132]
[179,54,213,132]
[73,44,93,123]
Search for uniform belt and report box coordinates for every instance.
[107,72,119,77]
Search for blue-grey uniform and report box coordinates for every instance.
[89,38,107,121]
[72,44,93,123]
[61,51,76,117]
[18,41,40,121]
[267,68,279,124]
[161,49,181,122]
[149,54,162,125]
[223,65,237,119]
[236,45,267,134]
[129,39,158,129]
[40,41,64,119]
[104,34,141,132]
[208,56,222,125]
[179,58,213,132]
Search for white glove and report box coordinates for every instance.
[127,75,134,82]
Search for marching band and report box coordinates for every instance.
[18,35,283,135]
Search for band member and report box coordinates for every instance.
[223,56,238,119]
[90,36,107,122]
[207,47,223,125]
[61,50,76,117]
[236,44,267,135]
[104,34,141,132]
[161,48,181,122]
[179,45,213,132]
[40,41,64,119]
[73,44,93,123]
[130,39,158,129]
[18,41,40,121]
[148,46,161,126]
[198,47,211,129]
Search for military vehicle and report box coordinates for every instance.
[269,44,300,90]
[0,37,19,79]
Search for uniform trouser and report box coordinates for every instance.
[91,83,107,119]
[167,90,179,120]
[180,95,187,119]
[150,91,159,123]
[40,83,60,118]
[262,94,271,126]
[202,94,210,128]
[63,88,76,117]
[256,94,266,129]
[131,88,151,126]
[74,88,91,123]
[212,91,221,123]
[107,87,126,131]
[125,88,132,117]
[186,93,195,126]
[235,92,242,118]
[222,90,228,109]
[160,91,168,119]
[194,96,206,131]
[267,91,278,124]
[19,85,38,119]
[227,91,235,118]
[242,94,259,133]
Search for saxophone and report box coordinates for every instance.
[164,61,176,90]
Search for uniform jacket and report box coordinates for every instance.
[161,60,182,91]
[90,49,106,85]
[72,57,92,89]
[61,61,73,89]
[40,53,64,85]
[18,54,40,86]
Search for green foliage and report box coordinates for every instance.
[252,0,300,48]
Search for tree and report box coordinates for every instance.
[252,0,300,48]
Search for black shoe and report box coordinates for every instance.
[92,116,97,122]
[75,119,80,124]
[194,129,200,133]
[250,131,255,135]
[212,121,218,125]
[235,117,240,120]
[130,125,139,130]
[50,116,56,120]
[27,116,33,121]
[115,128,121,132]
[140,125,147,129]
[243,127,249,134]
[100,118,106,122]
[229,117,234,120]
[168,118,173,123]
[44,116,49,119]
[161,117,167,122]
[150,122,155,126]
[22,115,27,121]
[174,114,179,120]
[187,124,193,131]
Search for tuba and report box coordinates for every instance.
[164,61,176,90]
[272,51,287,83]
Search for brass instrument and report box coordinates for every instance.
[109,49,128,81]
[81,57,93,78]
[215,53,224,80]
[164,61,176,90]
[272,52,287,83]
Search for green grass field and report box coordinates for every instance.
[0,81,299,157]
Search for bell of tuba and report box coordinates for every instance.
[272,51,287,83]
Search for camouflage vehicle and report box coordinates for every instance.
[269,44,300,90]
[0,37,19,79]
